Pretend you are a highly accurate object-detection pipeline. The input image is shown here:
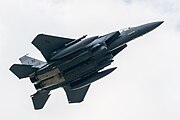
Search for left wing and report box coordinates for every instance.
[63,85,90,103]
[32,34,74,61]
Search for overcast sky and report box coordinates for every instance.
[0,0,180,120]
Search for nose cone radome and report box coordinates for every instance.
[147,21,164,30]
[140,21,164,34]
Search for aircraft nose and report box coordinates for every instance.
[147,21,164,30]
[139,21,164,35]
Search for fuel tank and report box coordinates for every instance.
[70,67,117,90]
[51,36,98,60]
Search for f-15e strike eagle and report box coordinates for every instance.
[10,21,163,110]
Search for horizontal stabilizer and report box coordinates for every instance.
[31,90,50,110]
[32,34,74,61]
[9,64,38,79]
[63,85,90,103]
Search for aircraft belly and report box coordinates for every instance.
[41,74,65,89]
[37,68,60,81]
[34,68,66,90]
[63,62,96,81]
[59,51,92,71]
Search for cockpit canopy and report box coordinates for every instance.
[119,27,131,33]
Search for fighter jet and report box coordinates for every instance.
[10,21,163,110]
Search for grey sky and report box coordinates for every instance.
[0,0,180,120]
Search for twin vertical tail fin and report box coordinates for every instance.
[9,55,50,110]
[9,55,45,79]
[19,54,46,68]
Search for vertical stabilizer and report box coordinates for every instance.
[19,54,46,68]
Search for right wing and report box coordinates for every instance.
[63,85,90,103]
[31,90,50,110]
[32,34,74,61]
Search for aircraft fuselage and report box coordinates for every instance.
[10,21,163,109]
